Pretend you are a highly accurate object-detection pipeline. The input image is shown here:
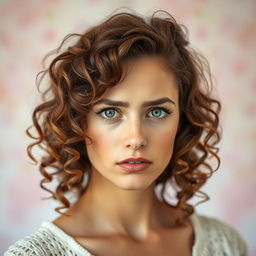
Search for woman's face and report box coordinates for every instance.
[85,56,179,191]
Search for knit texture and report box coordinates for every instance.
[5,214,247,256]
[191,215,247,256]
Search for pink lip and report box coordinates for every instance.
[117,157,152,164]
[116,157,152,172]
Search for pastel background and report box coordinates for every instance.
[0,0,255,255]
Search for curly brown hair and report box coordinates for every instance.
[27,10,221,217]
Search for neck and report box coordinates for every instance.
[72,169,173,240]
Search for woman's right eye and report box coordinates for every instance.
[96,108,120,120]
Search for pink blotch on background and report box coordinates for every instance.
[210,45,223,59]
[4,62,19,78]
[1,109,14,126]
[157,0,190,22]
[0,78,8,99]
[250,130,256,141]
[221,151,241,167]
[18,10,39,28]
[47,0,60,3]
[237,21,256,50]
[6,0,42,29]
[72,21,90,34]
[5,170,45,223]
[218,170,256,224]
[219,16,236,38]
[0,78,20,115]
[0,33,13,50]
[195,26,208,41]
[244,103,256,116]
[42,28,57,44]
[30,57,43,72]
[231,57,249,76]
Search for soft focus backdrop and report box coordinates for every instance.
[0,0,255,254]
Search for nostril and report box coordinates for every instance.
[125,138,146,151]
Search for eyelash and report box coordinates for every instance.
[95,107,172,121]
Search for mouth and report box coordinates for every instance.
[117,157,152,164]
[116,157,152,172]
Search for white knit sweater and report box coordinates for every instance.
[4,214,247,255]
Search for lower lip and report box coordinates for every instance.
[117,163,151,172]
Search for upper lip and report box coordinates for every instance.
[117,157,152,164]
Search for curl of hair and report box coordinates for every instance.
[27,11,221,217]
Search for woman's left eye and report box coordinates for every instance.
[96,108,120,120]
[147,107,171,119]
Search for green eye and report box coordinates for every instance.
[96,108,119,120]
[104,109,116,118]
[151,109,162,117]
[148,107,171,119]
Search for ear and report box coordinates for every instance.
[84,135,93,145]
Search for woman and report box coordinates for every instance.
[5,11,247,256]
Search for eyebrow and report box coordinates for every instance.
[93,97,176,107]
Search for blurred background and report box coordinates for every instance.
[0,0,255,255]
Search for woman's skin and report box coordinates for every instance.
[53,56,194,255]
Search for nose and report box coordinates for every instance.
[123,118,147,151]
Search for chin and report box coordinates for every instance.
[118,185,147,191]
[114,179,153,191]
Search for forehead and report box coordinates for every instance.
[102,56,179,103]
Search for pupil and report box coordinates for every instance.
[153,109,160,117]
[106,110,114,117]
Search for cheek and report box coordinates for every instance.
[154,124,178,159]
[157,130,176,151]
[86,124,115,156]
